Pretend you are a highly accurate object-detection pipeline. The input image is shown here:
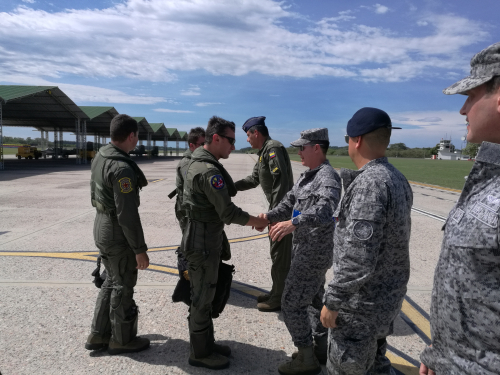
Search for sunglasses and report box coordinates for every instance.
[298,143,312,151]
[219,134,236,145]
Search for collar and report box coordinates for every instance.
[183,149,192,158]
[192,147,218,162]
[100,143,131,158]
[303,159,330,178]
[257,137,272,156]
[475,142,500,166]
[340,157,388,191]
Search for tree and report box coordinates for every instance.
[430,144,439,156]
[463,143,480,159]
[388,143,408,150]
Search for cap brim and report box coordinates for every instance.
[290,138,310,147]
[443,75,493,95]
[391,127,402,130]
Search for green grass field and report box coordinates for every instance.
[3,148,18,155]
[289,155,473,191]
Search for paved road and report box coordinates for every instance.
[0,154,457,375]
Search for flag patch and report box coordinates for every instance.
[269,151,276,159]
[211,175,225,190]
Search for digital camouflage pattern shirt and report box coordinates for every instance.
[421,142,500,375]
[323,157,412,333]
[266,160,341,267]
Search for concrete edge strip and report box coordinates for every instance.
[408,181,461,193]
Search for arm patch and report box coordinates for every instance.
[352,220,373,240]
[211,175,225,190]
[119,177,133,193]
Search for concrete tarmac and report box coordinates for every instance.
[0,154,455,375]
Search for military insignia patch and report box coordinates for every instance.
[484,195,500,212]
[211,175,225,190]
[118,177,133,193]
[469,202,498,228]
[353,220,373,241]
[269,151,276,159]
[259,156,262,163]
[451,208,465,224]
[272,167,278,172]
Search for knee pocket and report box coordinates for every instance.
[330,335,376,373]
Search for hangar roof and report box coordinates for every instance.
[79,106,119,136]
[0,86,89,132]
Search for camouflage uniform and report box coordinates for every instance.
[182,147,250,358]
[420,142,500,374]
[235,137,294,305]
[89,144,148,346]
[266,160,341,348]
[175,149,192,231]
[323,157,412,375]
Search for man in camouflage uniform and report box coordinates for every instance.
[321,107,412,375]
[85,114,150,355]
[262,128,341,375]
[172,127,205,280]
[420,42,500,375]
[182,116,269,370]
[234,116,294,312]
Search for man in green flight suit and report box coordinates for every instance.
[182,115,269,370]
[85,114,150,355]
[235,116,294,312]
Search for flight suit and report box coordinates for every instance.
[182,147,250,358]
[421,142,500,375]
[235,137,294,305]
[266,160,340,349]
[323,157,412,375]
[89,143,148,346]
[175,149,192,232]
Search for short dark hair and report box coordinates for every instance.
[318,142,329,155]
[110,114,138,142]
[485,76,500,95]
[362,127,391,149]
[248,125,269,137]
[188,127,206,145]
[205,116,236,144]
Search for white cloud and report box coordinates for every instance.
[181,86,201,96]
[374,4,389,14]
[0,1,490,83]
[0,75,166,104]
[154,108,194,113]
[389,110,467,146]
[21,0,35,3]
[195,102,222,107]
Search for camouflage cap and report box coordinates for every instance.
[290,128,329,147]
[444,42,500,95]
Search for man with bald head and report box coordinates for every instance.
[321,108,413,375]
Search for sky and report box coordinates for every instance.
[1,0,499,149]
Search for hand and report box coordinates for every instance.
[248,215,270,231]
[268,220,296,242]
[320,306,338,328]
[136,252,149,270]
[254,213,268,231]
[419,363,436,375]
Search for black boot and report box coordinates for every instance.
[189,328,229,370]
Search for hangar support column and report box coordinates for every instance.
[54,130,59,159]
[176,139,179,156]
[75,119,81,165]
[59,129,63,158]
[82,120,87,165]
[163,137,167,157]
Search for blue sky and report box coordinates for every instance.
[1,0,498,148]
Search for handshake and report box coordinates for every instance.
[249,213,296,242]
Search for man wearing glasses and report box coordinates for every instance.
[234,116,294,312]
[321,108,412,375]
[260,128,341,375]
[181,116,270,370]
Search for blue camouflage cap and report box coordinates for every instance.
[290,128,329,147]
[444,42,500,95]
[347,107,401,137]
[242,116,266,132]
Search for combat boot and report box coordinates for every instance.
[257,293,271,303]
[209,324,231,357]
[189,352,230,369]
[107,336,150,355]
[85,332,110,350]
[279,346,321,375]
[257,298,281,312]
[292,336,327,364]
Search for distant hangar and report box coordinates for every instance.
[0,85,188,170]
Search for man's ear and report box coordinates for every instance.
[355,135,363,150]
[496,91,500,115]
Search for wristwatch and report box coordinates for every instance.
[291,216,299,226]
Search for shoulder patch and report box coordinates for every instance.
[352,220,373,241]
[272,167,279,172]
[210,175,225,190]
[259,156,262,163]
[269,151,276,159]
[118,177,133,193]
